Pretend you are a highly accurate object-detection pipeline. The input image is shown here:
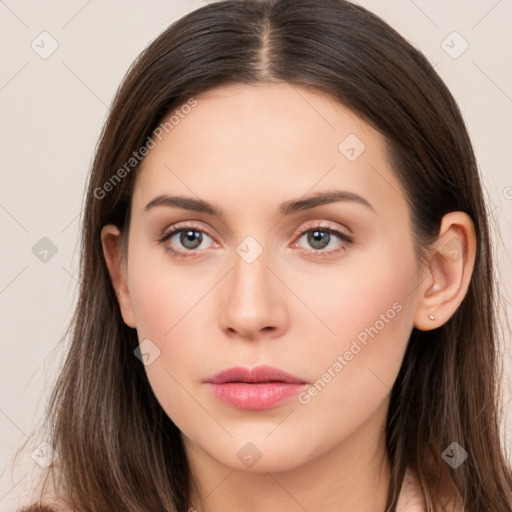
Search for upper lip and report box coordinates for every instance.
[205,365,308,384]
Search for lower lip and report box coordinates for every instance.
[206,382,307,410]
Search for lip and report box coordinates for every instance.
[204,365,308,410]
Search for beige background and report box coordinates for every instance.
[1,0,511,509]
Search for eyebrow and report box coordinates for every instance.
[144,190,375,218]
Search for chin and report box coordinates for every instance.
[200,436,316,474]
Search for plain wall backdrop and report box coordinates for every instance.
[1,0,511,509]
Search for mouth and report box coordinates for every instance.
[204,364,308,410]
[204,364,308,385]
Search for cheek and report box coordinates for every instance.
[128,284,202,433]
[293,242,417,431]
[126,245,217,420]
[295,303,412,451]
[127,240,207,340]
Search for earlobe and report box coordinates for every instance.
[413,212,476,331]
[100,224,137,329]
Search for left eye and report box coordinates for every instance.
[296,228,349,251]
[293,226,354,256]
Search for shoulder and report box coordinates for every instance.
[396,467,428,511]
[396,467,465,512]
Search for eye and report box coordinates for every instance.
[293,222,354,258]
[157,221,354,259]
[157,223,217,258]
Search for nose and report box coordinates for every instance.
[218,249,289,341]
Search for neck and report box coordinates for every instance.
[184,399,391,512]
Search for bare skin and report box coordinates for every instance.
[101,82,475,511]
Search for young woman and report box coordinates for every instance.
[16,0,512,511]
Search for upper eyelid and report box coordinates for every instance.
[295,220,350,234]
[161,221,216,239]
[160,220,351,237]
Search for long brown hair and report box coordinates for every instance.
[18,0,512,510]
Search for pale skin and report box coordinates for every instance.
[100,83,476,511]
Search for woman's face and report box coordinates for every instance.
[114,83,426,472]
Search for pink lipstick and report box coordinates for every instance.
[204,365,308,410]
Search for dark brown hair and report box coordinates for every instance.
[15,0,512,511]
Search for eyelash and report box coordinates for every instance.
[157,221,354,260]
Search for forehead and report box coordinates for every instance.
[132,82,406,222]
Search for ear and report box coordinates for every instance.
[413,211,477,331]
[100,224,136,329]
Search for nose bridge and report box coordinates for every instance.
[230,243,273,314]
[218,238,287,338]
